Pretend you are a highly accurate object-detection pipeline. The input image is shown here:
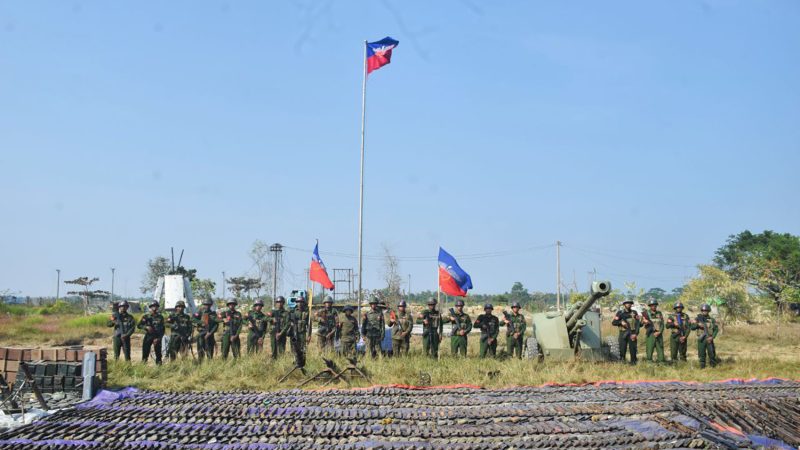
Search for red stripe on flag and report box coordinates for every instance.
[439,266,467,297]
[310,260,334,289]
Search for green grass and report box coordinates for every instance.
[66,313,111,328]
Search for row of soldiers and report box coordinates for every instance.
[612,299,720,368]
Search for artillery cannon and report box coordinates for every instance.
[527,281,614,361]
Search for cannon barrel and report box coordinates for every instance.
[565,281,611,334]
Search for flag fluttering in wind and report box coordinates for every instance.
[438,247,473,297]
[367,37,399,74]
[310,242,335,290]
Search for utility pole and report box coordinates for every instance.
[56,269,61,300]
[111,268,116,303]
[556,240,562,311]
[221,271,226,304]
[269,243,283,308]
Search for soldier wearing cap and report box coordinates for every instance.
[219,299,243,359]
[107,300,136,361]
[288,296,310,357]
[448,299,472,357]
[666,302,690,362]
[503,302,527,359]
[388,300,413,357]
[138,301,166,365]
[641,298,666,363]
[245,299,268,354]
[690,304,719,369]
[361,297,385,358]
[612,298,640,364]
[338,305,359,356]
[473,303,500,358]
[193,299,219,361]
[316,296,339,353]
[418,298,444,358]
[166,300,193,361]
[267,296,290,359]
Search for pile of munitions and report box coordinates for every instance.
[0,380,798,449]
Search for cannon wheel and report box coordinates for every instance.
[605,336,620,361]
[525,337,541,361]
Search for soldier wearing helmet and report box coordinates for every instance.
[193,298,219,361]
[417,297,444,358]
[388,299,413,357]
[612,298,640,364]
[267,296,290,359]
[288,295,310,359]
[338,305,359,356]
[641,298,666,363]
[315,296,339,353]
[473,304,500,358]
[666,301,690,362]
[137,301,165,365]
[690,304,719,369]
[107,300,136,361]
[166,300,193,361]
[502,302,527,359]
[448,299,472,357]
[245,299,268,354]
[219,299,243,360]
[362,297,385,358]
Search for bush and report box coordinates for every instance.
[0,303,34,316]
[40,300,82,315]
[66,313,110,329]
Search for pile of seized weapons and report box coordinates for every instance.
[0,379,797,449]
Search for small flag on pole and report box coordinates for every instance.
[310,242,335,290]
[438,247,473,297]
[367,37,399,74]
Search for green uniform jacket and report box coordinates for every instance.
[504,312,527,337]
[219,310,243,336]
[108,312,136,337]
[362,309,385,339]
[419,310,444,338]
[389,310,414,340]
[245,310,268,337]
[192,309,219,335]
[449,311,473,337]
[473,313,499,341]
[316,307,339,339]
[166,312,193,338]
[267,308,290,337]
[612,310,641,335]
[666,312,691,338]
[289,307,310,336]
[690,315,719,340]
[138,312,165,338]
[339,314,359,342]
[642,310,665,336]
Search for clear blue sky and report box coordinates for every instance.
[1,1,798,298]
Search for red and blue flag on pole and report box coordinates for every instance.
[310,242,335,289]
[438,247,473,297]
[367,37,399,74]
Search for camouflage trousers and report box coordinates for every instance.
[318,333,335,353]
[270,333,286,360]
[366,335,382,358]
[392,338,409,356]
[340,339,356,356]
[221,333,241,359]
[670,333,688,361]
[451,335,467,357]
[479,337,497,358]
[113,335,132,361]
[506,335,523,359]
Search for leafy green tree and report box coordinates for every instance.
[141,256,170,294]
[227,276,262,300]
[508,282,532,307]
[680,265,750,319]
[191,278,216,302]
[645,287,667,301]
[714,230,800,313]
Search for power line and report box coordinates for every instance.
[564,244,698,268]
[281,243,555,262]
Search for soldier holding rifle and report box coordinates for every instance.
[267,296,290,359]
[612,298,640,365]
[666,301,691,362]
[419,298,444,359]
[473,303,500,358]
[362,297,385,358]
[219,299,243,360]
[691,304,719,369]
[166,300,193,361]
[193,299,219,361]
[107,300,136,361]
[245,299,268,354]
[503,302,526,359]
[641,299,666,363]
[138,301,166,365]
[448,300,472,357]
[388,300,413,357]
[316,296,339,353]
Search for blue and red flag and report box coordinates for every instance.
[310,243,335,290]
[438,247,473,297]
[366,37,399,74]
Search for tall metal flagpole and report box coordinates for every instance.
[357,40,368,326]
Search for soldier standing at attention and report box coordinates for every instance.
[138,301,165,365]
[473,303,500,358]
[316,296,339,353]
[107,300,136,361]
[642,299,666,363]
[448,300,472,357]
[666,302,690,362]
[267,296,289,359]
[219,299,243,359]
[193,299,219,361]
[612,299,640,365]
[361,297,385,358]
[388,300,413,356]
[691,304,719,369]
[419,298,444,358]
[289,296,311,357]
[166,300,193,361]
[503,302,527,359]
[338,305,359,356]
[245,299,268,354]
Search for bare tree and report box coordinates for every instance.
[250,240,274,300]
[141,256,171,295]
[65,277,109,315]
[381,243,403,307]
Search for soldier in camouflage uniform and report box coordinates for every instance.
[267,296,289,359]
[316,296,338,353]
[666,301,690,362]
[473,303,500,358]
[338,305,359,356]
[138,301,165,365]
[245,299,268,354]
[193,299,219,361]
[418,298,444,359]
[166,300,193,361]
[388,300,413,357]
[288,297,310,357]
[107,300,136,361]
[219,299,243,359]
[642,298,666,363]
[448,299,472,357]
[690,304,719,369]
[503,302,527,359]
[612,299,640,365]
[361,298,385,358]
